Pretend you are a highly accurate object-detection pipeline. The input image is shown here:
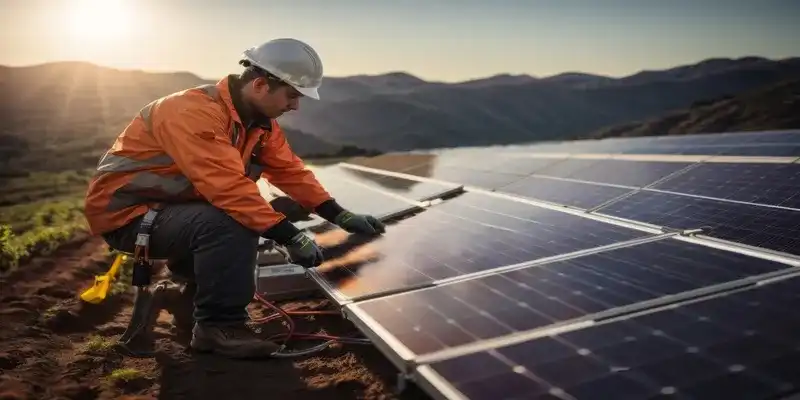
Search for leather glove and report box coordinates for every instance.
[284,232,324,268]
[334,211,386,235]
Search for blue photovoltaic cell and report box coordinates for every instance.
[498,176,633,209]
[559,160,692,187]
[676,146,735,156]
[434,154,565,176]
[595,191,800,255]
[478,157,565,176]
[619,143,800,157]
[532,159,604,179]
[353,238,791,356]
[402,163,525,190]
[652,163,800,210]
[315,193,646,301]
[743,130,800,143]
[427,274,800,400]
[719,145,800,157]
[620,146,701,155]
[651,134,742,146]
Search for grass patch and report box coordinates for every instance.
[42,305,60,320]
[83,335,115,354]
[108,368,143,382]
[0,169,93,207]
[0,218,87,273]
[0,171,91,274]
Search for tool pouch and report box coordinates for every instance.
[130,207,160,287]
[131,258,152,287]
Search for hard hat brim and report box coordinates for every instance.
[293,85,320,100]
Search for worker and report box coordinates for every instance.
[83,38,386,359]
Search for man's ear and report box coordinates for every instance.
[252,76,270,93]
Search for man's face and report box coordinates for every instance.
[250,77,302,118]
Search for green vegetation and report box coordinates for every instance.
[0,170,91,274]
[82,335,116,354]
[0,169,93,207]
[108,368,144,382]
[110,251,134,296]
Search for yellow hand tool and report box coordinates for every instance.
[80,253,126,304]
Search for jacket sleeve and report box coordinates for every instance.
[149,101,289,234]
[258,124,334,211]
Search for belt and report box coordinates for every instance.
[131,207,160,287]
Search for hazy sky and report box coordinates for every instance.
[1,0,798,82]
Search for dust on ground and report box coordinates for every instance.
[0,234,432,400]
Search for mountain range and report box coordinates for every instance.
[1,56,799,175]
[280,56,800,150]
[586,76,800,139]
[0,62,363,173]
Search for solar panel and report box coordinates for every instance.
[422,273,800,400]
[312,192,648,302]
[652,162,800,210]
[744,130,800,143]
[620,146,707,155]
[427,153,547,172]
[319,130,800,400]
[475,156,565,176]
[349,238,792,358]
[311,167,423,219]
[677,146,737,156]
[651,133,750,146]
[337,166,463,201]
[698,131,782,144]
[344,153,434,174]
[402,164,525,190]
[594,191,800,255]
[497,176,634,209]
[426,192,647,247]
[530,159,603,179]
[560,160,693,187]
[719,145,800,157]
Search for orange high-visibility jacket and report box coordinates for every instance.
[84,76,333,236]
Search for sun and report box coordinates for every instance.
[67,0,131,42]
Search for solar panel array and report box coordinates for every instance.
[289,164,464,230]
[296,130,800,400]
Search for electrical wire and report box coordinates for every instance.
[270,341,335,358]
[249,292,371,357]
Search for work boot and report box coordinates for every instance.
[190,322,280,359]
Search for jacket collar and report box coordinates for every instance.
[217,75,272,131]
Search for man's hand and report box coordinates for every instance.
[284,232,324,268]
[334,211,386,235]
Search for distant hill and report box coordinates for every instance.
[280,56,800,151]
[0,62,370,174]
[4,56,800,176]
[538,72,616,89]
[584,77,800,139]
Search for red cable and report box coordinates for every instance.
[252,292,295,345]
[249,293,367,345]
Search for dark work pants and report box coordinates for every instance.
[102,202,260,324]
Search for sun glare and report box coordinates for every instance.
[67,0,131,42]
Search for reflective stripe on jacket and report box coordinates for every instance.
[84,76,332,235]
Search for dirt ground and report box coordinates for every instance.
[0,234,432,400]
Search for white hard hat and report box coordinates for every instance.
[240,38,323,100]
